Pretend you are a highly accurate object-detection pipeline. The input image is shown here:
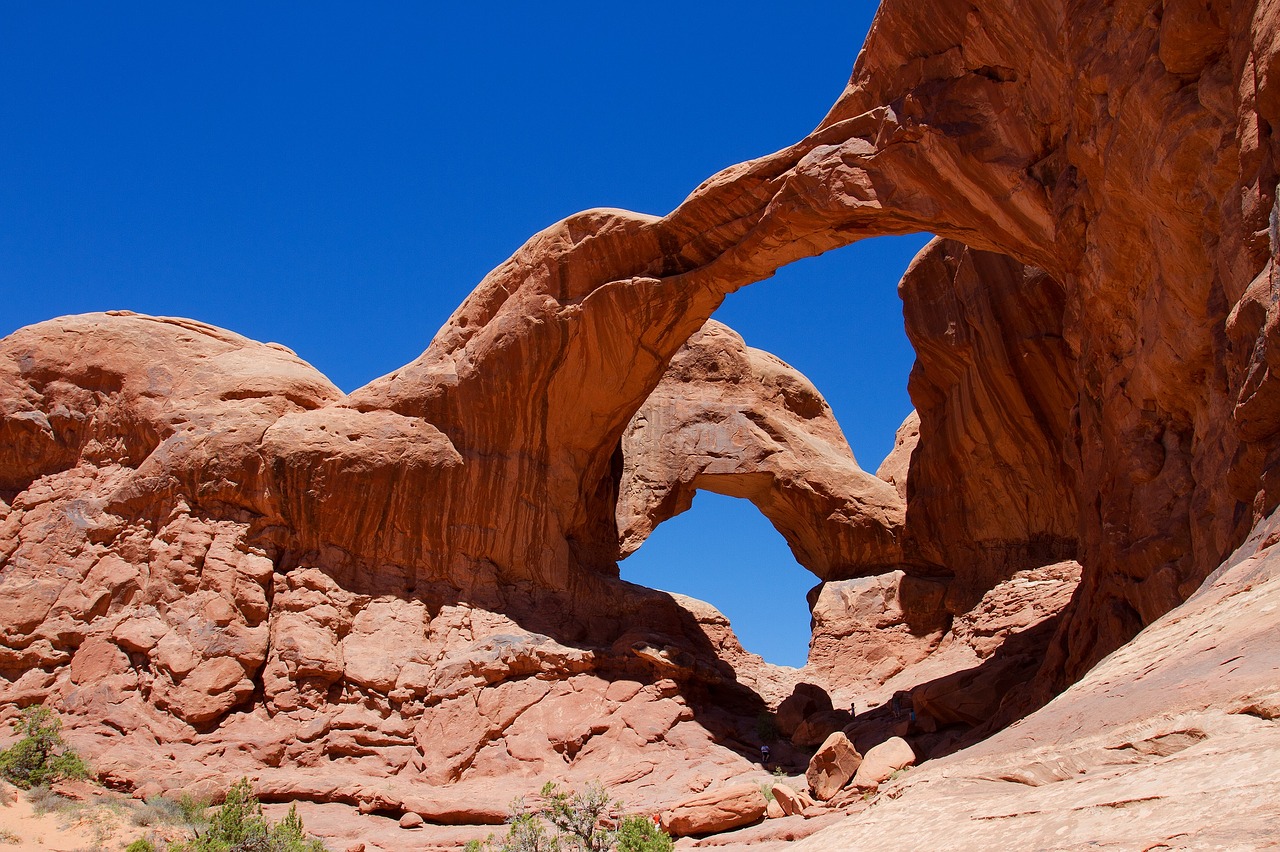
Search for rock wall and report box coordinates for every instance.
[899,239,1078,608]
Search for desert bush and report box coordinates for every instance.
[468,782,673,852]
[614,815,673,852]
[0,706,88,789]
[539,781,617,851]
[168,777,327,852]
[130,793,195,829]
[26,784,74,815]
[125,840,158,852]
[176,792,211,827]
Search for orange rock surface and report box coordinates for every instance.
[4,0,1280,847]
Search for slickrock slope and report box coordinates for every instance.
[797,509,1280,851]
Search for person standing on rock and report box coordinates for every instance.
[760,744,771,767]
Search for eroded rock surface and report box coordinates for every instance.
[796,510,1280,851]
[899,240,1078,607]
[4,0,1280,846]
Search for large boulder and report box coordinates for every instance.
[659,783,768,837]
[852,737,917,791]
[806,732,863,801]
[771,783,815,817]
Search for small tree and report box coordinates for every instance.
[468,782,673,852]
[539,781,618,852]
[0,706,88,789]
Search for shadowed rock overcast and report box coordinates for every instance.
[5,0,1280,849]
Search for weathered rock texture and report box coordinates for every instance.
[4,0,1280,846]
[797,509,1280,851]
[899,240,1078,607]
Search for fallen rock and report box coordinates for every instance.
[806,733,862,801]
[660,783,768,837]
[851,737,916,791]
[398,812,423,829]
[771,783,815,817]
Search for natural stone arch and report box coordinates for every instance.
[617,320,905,582]
[7,0,1279,716]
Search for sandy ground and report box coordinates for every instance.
[0,783,105,852]
[0,781,192,852]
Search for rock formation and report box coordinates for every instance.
[795,510,1280,851]
[899,239,1078,607]
[618,319,904,578]
[4,0,1280,847]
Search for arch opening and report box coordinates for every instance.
[621,489,818,668]
[615,234,935,669]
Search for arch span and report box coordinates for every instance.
[617,319,905,581]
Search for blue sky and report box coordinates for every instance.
[1,2,927,666]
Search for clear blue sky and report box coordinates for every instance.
[1,2,927,667]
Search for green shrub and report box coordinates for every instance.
[125,840,158,852]
[539,781,617,851]
[169,777,327,852]
[176,791,211,826]
[469,782,674,852]
[615,815,673,852]
[0,707,88,789]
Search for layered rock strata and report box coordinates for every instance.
[899,239,1078,607]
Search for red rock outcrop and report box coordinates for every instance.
[797,508,1280,850]
[899,239,1078,607]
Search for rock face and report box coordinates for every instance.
[899,240,1078,608]
[797,509,1280,851]
[4,0,1280,846]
